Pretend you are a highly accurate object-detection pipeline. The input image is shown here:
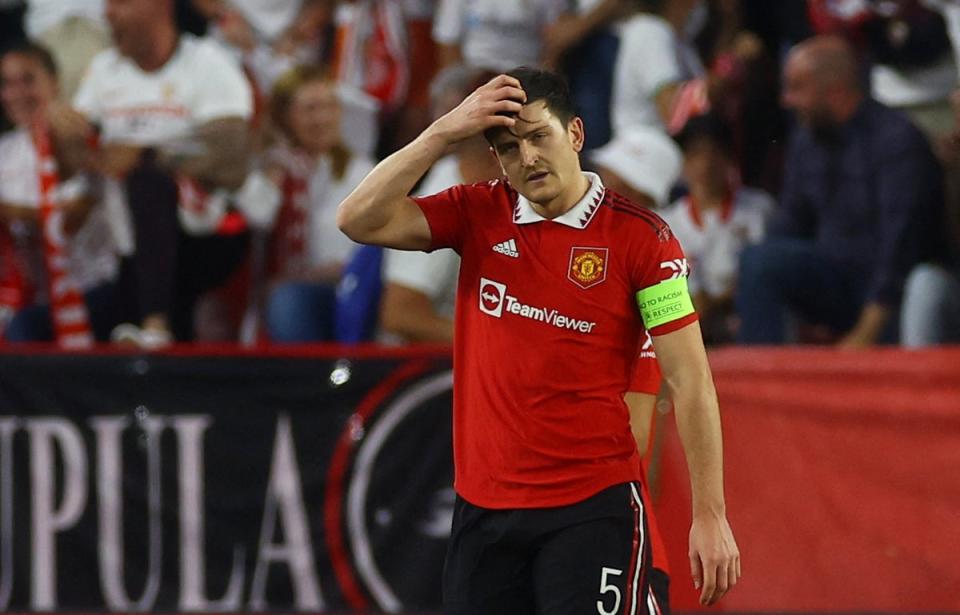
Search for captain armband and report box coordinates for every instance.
[635,277,695,330]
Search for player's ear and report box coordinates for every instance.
[568,117,585,153]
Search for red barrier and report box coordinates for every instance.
[655,347,960,611]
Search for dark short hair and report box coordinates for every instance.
[0,40,58,77]
[673,112,734,153]
[484,66,576,142]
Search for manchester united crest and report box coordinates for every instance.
[568,247,608,289]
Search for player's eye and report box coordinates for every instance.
[497,142,519,154]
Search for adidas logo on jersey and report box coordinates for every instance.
[492,239,520,258]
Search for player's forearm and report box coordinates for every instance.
[670,374,726,517]
[337,129,446,242]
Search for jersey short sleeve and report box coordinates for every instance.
[630,221,698,336]
[190,40,254,122]
[411,183,476,253]
[628,332,662,394]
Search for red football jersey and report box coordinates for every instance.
[630,330,662,395]
[414,172,697,508]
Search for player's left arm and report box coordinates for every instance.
[652,321,740,606]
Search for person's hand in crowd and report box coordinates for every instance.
[46,101,95,142]
[836,328,878,349]
[95,144,144,178]
[274,1,329,55]
[218,9,258,51]
[836,303,889,349]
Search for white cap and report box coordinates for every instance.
[591,126,683,206]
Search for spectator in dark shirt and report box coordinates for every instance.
[737,35,947,347]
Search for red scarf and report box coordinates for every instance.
[33,125,94,348]
[0,225,30,338]
[266,149,315,279]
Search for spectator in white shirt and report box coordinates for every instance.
[244,65,375,342]
[661,113,772,343]
[48,0,254,347]
[610,0,707,135]
[0,42,119,341]
[432,0,568,72]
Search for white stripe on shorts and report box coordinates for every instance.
[629,483,646,615]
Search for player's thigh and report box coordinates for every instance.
[531,494,649,615]
[442,501,535,615]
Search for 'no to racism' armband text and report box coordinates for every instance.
[636,277,695,330]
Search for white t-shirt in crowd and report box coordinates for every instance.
[871,58,957,107]
[73,35,253,253]
[383,155,463,322]
[432,0,568,71]
[611,14,683,133]
[74,35,253,145]
[227,0,302,41]
[924,0,960,78]
[304,154,375,269]
[25,0,104,38]
[659,187,773,298]
[0,128,118,294]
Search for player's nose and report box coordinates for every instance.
[519,141,538,167]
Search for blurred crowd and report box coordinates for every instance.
[0,0,958,349]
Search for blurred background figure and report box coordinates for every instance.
[193,0,329,94]
[589,124,683,209]
[737,35,948,347]
[661,113,772,345]
[610,0,707,135]
[50,0,254,348]
[432,0,567,72]
[379,65,501,344]
[0,43,119,341]
[22,0,110,99]
[807,0,957,142]
[540,0,632,149]
[330,0,408,157]
[251,64,373,343]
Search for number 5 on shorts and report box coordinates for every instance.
[596,566,623,615]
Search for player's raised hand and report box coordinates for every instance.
[426,74,526,146]
[689,511,740,606]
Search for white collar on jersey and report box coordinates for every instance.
[513,172,606,229]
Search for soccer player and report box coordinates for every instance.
[337,67,739,613]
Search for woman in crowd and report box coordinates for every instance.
[0,42,118,342]
[249,64,374,342]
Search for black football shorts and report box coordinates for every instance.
[443,481,669,615]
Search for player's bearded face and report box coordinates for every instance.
[491,101,584,206]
